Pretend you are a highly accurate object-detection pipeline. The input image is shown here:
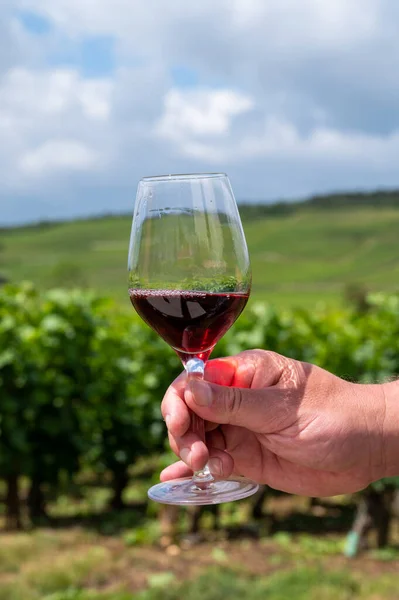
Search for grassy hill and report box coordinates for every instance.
[2,191,399,308]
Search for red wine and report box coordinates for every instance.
[129,289,249,360]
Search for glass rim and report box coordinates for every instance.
[140,172,227,183]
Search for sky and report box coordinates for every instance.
[1,0,399,225]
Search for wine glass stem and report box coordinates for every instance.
[185,358,213,486]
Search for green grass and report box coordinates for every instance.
[131,566,396,600]
[0,526,398,600]
[3,205,399,308]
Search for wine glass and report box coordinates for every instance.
[128,173,259,505]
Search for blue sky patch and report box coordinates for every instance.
[49,35,116,77]
[17,10,52,35]
[171,65,199,87]
[79,36,116,77]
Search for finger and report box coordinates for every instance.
[168,430,209,472]
[184,366,297,434]
[205,427,234,477]
[160,460,191,481]
[160,446,235,482]
[161,350,275,438]
[161,364,236,439]
[206,350,287,389]
[166,424,233,479]
[207,448,234,478]
[161,373,191,438]
[167,420,225,466]
[206,426,227,451]
[205,358,236,386]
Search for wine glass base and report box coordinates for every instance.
[148,476,259,505]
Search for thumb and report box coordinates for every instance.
[184,379,296,433]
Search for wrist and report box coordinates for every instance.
[380,379,399,479]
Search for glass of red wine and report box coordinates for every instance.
[128,173,259,505]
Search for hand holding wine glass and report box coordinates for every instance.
[161,349,397,498]
[128,173,258,505]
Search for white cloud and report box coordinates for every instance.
[155,107,399,169]
[1,1,399,223]
[157,88,254,139]
[17,0,380,50]
[19,139,100,175]
[0,67,114,193]
[229,0,378,47]
[237,120,399,166]
[1,68,112,120]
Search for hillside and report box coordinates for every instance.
[1,191,399,308]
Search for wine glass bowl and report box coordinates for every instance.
[128,173,259,504]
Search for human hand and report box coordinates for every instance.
[161,350,390,497]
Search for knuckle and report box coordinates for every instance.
[223,386,244,420]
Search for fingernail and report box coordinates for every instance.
[208,457,223,477]
[180,448,191,466]
[189,380,212,407]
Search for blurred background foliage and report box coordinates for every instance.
[1,282,398,523]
